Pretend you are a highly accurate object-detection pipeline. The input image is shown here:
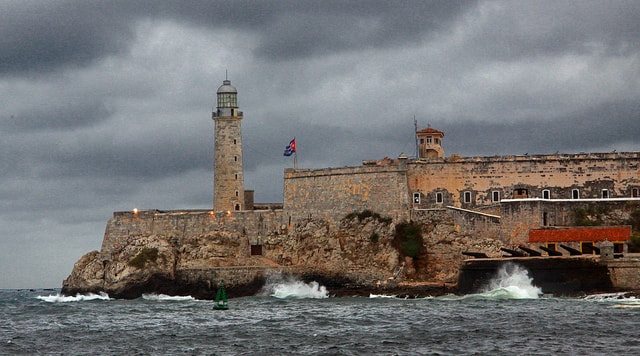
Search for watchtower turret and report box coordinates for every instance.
[417,126,445,159]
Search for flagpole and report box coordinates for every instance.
[293,151,297,170]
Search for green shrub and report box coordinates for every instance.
[344,210,392,225]
[128,247,159,269]
[573,208,602,226]
[392,221,424,258]
[629,233,640,253]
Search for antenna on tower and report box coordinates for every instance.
[414,116,419,158]
[225,69,228,80]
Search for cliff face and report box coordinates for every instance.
[62,208,504,298]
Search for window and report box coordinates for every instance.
[463,191,472,204]
[233,139,237,144]
[632,188,639,198]
[614,243,624,253]
[542,189,550,199]
[436,192,443,204]
[435,138,440,144]
[234,156,238,162]
[572,189,580,199]
[420,138,424,144]
[581,242,595,254]
[413,192,421,204]
[601,189,609,199]
[492,191,500,203]
[234,204,240,211]
[235,191,239,197]
[546,243,557,251]
[513,188,529,199]
[235,174,238,180]
[426,137,432,144]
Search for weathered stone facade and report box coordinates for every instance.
[213,79,244,212]
[283,165,411,226]
[409,152,640,210]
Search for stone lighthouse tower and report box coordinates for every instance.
[213,79,244,211]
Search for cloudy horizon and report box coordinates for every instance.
[1,0,639,288]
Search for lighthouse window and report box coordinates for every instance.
[234,156,238,162]
[233,139,237,144]
[235,174,238,180]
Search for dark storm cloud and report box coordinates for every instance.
[2,100,111,132]
[0,0,478,76]
[0,1,136,75]
[440,99,640,157]
[463,1,640,61]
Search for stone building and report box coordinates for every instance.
[212,79,245,211]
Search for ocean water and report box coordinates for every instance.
[2,266,640,355]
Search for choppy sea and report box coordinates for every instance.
[2,264,640,355]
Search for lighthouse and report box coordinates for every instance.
[212,79,244,211]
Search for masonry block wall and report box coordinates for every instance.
[283,165,411,225]
[100,209,285,262]
[408,152,640,209]
[500,199,640,247]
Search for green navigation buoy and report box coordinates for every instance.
[213,280,228,310]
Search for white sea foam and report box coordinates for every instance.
[478,262,542,299]
[37,292,111,303]
[142,294,195,301]
[261,274,329,299]
[583,292,640,309]
[369,294,397,298]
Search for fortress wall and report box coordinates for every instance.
[99,209,285,261]
[283,166,411,225]
[500,199,640,247]
[408,152,640,209]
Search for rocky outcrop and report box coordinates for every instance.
[62,209,503,298]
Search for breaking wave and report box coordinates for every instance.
[37,292,111,303]
[261,274,329,299]
[477,262,542,299]
[141,294,195,301]
[583,292,640,308]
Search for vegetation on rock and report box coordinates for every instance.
[344,210,392,225]
[128,247,159,269]
[392,221,424,258]
[573,207,608,226]
[627,209,640,252]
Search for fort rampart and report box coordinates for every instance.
[409,152,640,209]
[283,165,411,226]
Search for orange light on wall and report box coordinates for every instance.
[133,208,139,215]
[226,210,232,217]
[209,211,216,217]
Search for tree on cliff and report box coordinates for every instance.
[392,221,424,259]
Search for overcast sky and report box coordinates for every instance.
[2,0,639,289]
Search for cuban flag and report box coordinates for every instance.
[283,138,296,156]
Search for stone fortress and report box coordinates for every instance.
[62,79,640,298]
